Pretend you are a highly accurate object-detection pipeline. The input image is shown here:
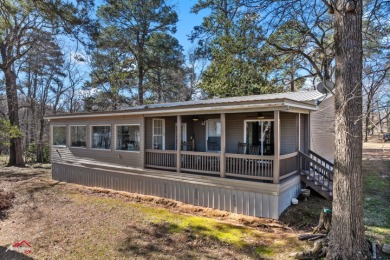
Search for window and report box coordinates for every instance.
[152,119,165,150]
[52,126,66,146]
[70,126,86,147]
[116,125,140,151]
[91,126,111,149]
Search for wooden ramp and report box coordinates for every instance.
[299,151,334,200]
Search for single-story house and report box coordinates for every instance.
[45,90,335,219]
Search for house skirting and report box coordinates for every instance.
[52,162,301,219]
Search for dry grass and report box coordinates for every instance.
[0,165,310,259]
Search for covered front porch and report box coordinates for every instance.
[144,110,309,184]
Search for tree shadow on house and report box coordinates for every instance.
[0,246,33,260]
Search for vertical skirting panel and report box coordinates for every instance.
[278,182,302,216]
[52,163,299,219]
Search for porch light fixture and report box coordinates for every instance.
[192,116,199,122]
[257,112,265,119]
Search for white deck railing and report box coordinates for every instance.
[181,151,220,175]
[145,149,298,182]
[145,149,176,170]
[225,153,274,180]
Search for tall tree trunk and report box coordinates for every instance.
[365,103,370,142]
[138,65,144,105]
[36,117,45,163]
[290,58,295,92]
[327,0,370,259]
[376,100,383,133]
[4,66,25,166]
[157,70,162,102]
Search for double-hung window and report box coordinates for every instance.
[152,119,165,150]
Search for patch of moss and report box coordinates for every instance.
[366,226,390,244]
[256,245,275,257]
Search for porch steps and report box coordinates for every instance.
[300,170,333,200]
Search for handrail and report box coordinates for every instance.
[145,149,176,154]
[181,151,220,157]
[280,152,298,160]
[299,152,333,175]
[308,150,334,168]
[225,153,274,160]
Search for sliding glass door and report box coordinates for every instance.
[244,120,274,155]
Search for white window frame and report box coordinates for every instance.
[51,125,67,147]
[114,124,141,153]
[152,118,165,150]
[90,124,112,150]
[69,125,87,149]
[243,119,275,156]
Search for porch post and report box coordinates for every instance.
[220,113,226,178]
[297,113,301,152]
[176,115,182,173]
[273,110,280,184]
[142,116,146,169]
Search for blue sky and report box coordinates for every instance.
[174,1,208,56]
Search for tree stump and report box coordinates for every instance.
[313,208,332,234]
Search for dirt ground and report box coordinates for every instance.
[0,142,389,259]
[0,165,311,259]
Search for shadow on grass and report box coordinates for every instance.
[118,222,243,259]
[0,246,33,260]
[27,181,61,196]
[119,222,182,258]
[0,171,45,182]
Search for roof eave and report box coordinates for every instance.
[44,98,318,120]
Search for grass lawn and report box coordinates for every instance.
[362,149,390,245]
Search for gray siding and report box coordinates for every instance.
[145,112,298,154]
[280,112,297,155]
[310,96,335,162]
[300,114,309,153]
[52,162,301,219]
[50,115,143,168]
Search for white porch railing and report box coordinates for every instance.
[145,149,176,170]
[146,150,283,181]
[225,153,274,180]
[145,150,298,182]
[181,151,220,175]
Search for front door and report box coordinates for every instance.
[206,119,221,152]
[245,120,274,155]
[175,123,187,150]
